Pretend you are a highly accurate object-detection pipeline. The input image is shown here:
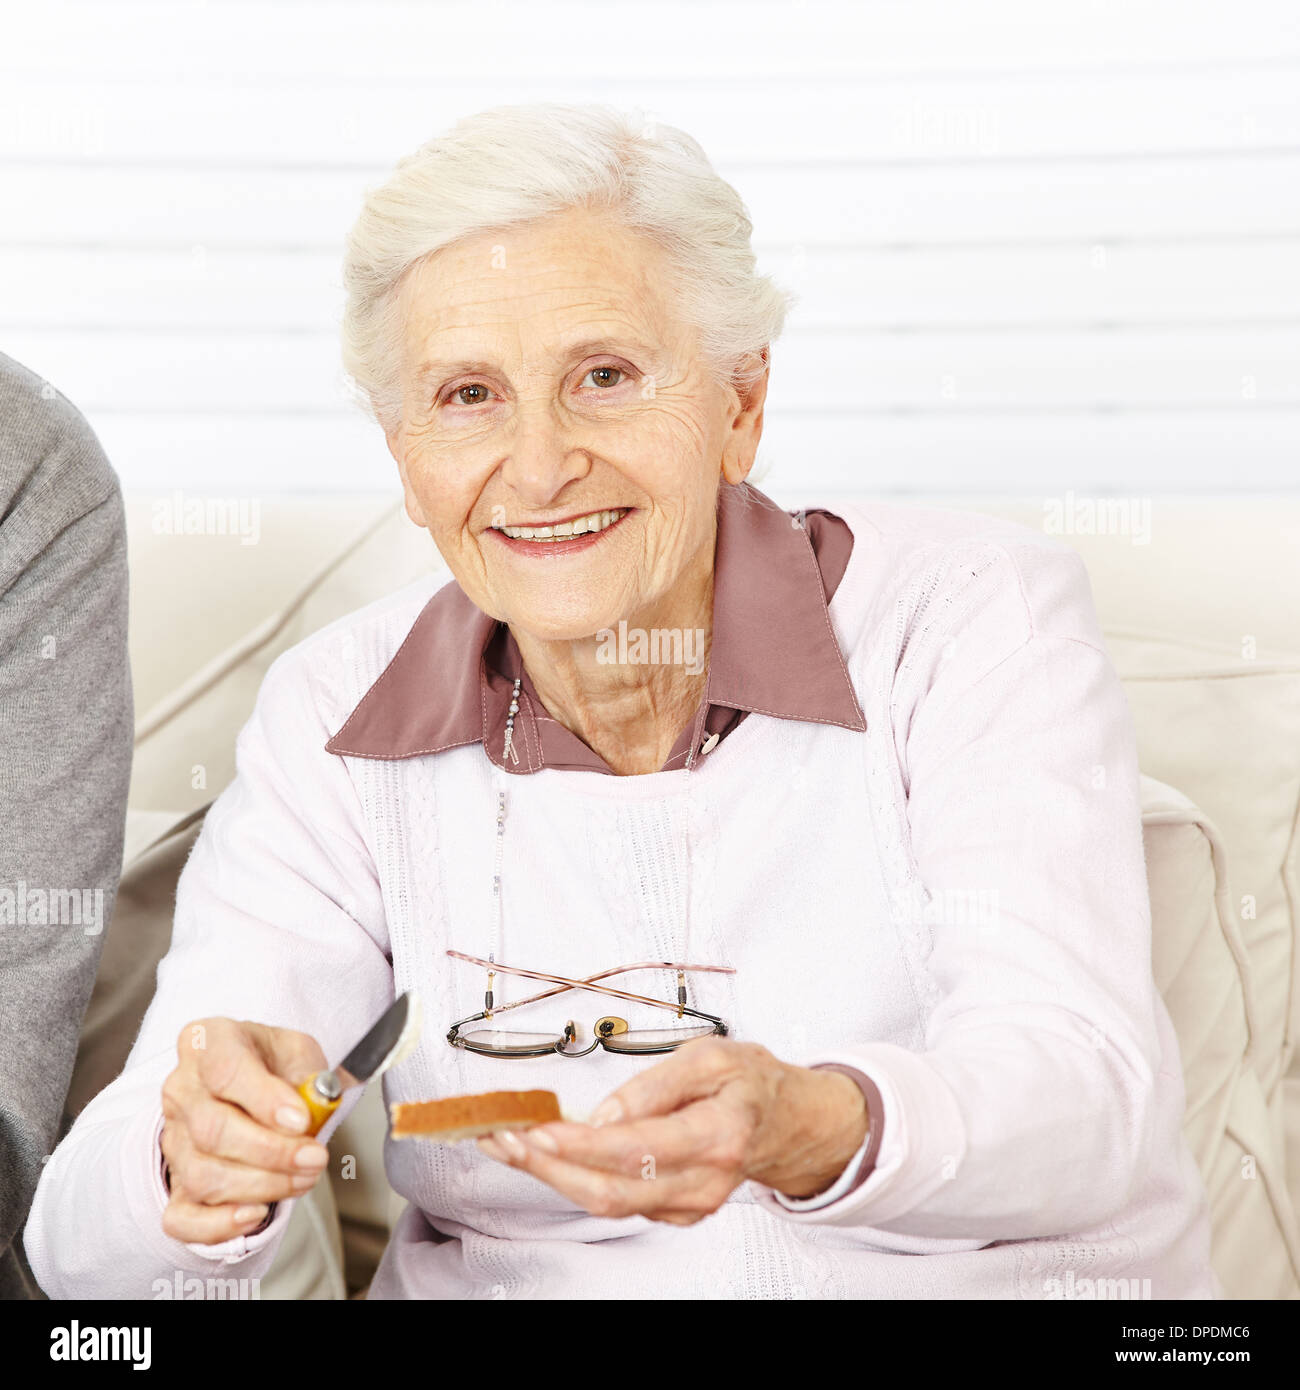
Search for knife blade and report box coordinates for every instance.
[296,991,421,1137]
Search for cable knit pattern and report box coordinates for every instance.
[24,499,1219,1299]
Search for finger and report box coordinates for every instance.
[587,1036,741,1126]
[162,1197,273,1246]
[164,1120,327,1203]
[174,1154,323,1207]
[189,1019,327,1136]
[248,1022,331,1092]
[170,1151,324,1206]
[165,1083,330,1176]
[511,1108,730,1178]
[478,1132,733,1221]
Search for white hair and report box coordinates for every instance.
[340,102,794,432]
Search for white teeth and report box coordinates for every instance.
[496,508,625,541]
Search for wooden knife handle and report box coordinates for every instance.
[296,1072,342,1138]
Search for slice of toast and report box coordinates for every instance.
[390,1089,562,1142]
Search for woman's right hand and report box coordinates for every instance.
[160,1017,332,1245]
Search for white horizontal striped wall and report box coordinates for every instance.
[2,0,1298,493]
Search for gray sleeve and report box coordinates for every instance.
[0,357,133,1276]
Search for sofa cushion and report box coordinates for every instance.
[1114,635,1300,1110]
[126,498,442,826]
[1141,775,1299,1297]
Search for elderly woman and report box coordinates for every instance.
[27,103,1216,1300]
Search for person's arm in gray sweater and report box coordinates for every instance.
[0,352,133,1297]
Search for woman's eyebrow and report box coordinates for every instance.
[413,357,497,387]
[559,336,661,363]
[414,337,660,384]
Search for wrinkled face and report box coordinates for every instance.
[383,206,763,642]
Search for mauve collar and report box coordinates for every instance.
[325,481,865,767]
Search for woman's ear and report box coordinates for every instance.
[720,347,769,487]
[385,425,429,530]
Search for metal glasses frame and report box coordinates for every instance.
[444,949,736,1058]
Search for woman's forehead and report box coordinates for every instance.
[398,218,680,349]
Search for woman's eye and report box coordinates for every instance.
[582,366,627,389]
[444,367,629,405]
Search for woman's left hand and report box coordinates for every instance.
[475,1037,870,1225]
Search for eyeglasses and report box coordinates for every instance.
[445,949,736,1058]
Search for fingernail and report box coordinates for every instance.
[276,1106,308,1134]
[498,1129,526,1158]
[234,1204,267,1224]
[294,1144,329,1170]
[476,1136,505,1160]
[589,1098,623,1128]
[525,1127,559,1154]
[292,1172,319,1191]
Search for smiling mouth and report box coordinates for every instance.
[490,507,629,542]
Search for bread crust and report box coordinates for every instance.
[390,1089,562,1141]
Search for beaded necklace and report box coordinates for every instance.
[486,672,704,1015]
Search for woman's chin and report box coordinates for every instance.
[504,610,628,647]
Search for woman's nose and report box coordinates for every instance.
[499,402,593,505]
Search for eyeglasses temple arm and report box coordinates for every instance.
[445,951,734,1015]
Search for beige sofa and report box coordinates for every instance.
[66,489,1300,1300]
